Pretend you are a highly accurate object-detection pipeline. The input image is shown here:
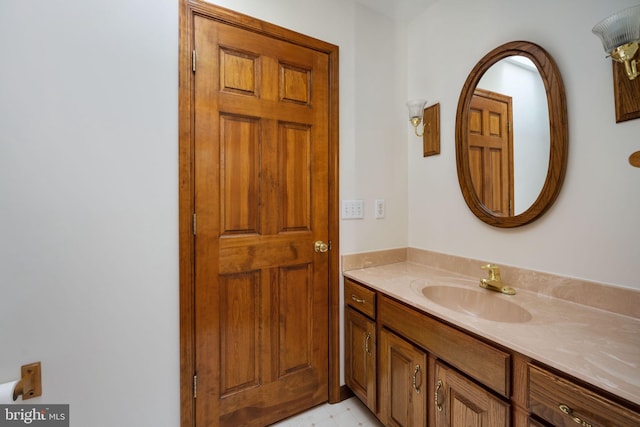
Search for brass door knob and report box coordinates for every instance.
[314,241,329,253]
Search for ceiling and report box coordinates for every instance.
[353,0,437,22]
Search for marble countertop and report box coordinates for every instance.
[344,261,640,406]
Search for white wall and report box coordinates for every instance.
[407,0,640,289]
[0,1,180,426]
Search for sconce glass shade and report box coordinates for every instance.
[592,5,640,53]
[406,99,427,121]
[406,99,427,137]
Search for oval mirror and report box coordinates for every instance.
[455,41,568,228]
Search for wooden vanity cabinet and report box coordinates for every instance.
[343,277,640,427]
[528,364,640,427]
[345,307,376,411]
[378,294,510,427]
[345,277,376,317]
[378,295,511,397]
[379,328,427,427]
[434,361,509,427]
[344,279,377,411]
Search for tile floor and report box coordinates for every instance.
[270,397,383,427]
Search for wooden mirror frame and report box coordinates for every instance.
[455,40,568,228]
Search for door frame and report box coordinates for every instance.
[178,1,341,426]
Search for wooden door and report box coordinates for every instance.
[179,3,339,426]
[379,329,427,427]
[345,307,376,411]
[468,89,514,216]
[434,361,509,427]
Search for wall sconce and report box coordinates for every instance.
[592,5,640,80]
[406,99,440,157]
[406,99,427,136]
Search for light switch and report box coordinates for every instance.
[341,199,364,219]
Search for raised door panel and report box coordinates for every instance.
[280,123,312,232]
[379,329,427,427]
[345,307,376,411]
[434,362,509,427]
[220,115,260,234]
[219,272,261,397]
[278,264,314,377]
[219,47,260,96]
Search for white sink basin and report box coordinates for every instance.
[418,284,532,323]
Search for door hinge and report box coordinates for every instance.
[192,50,196,72]
[193,374,197,399]
[192,213,197,236]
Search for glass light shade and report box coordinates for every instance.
[406,99,427,120]
[592,5,640,53]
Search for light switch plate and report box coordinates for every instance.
[374,199,385,219]
[341,199,364,219]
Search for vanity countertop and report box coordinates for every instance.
[344,261,640,407]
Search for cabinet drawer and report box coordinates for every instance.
[527,418,546,427]
[379,295,510,397]
[345,278,376,318]
[529,364,640,427]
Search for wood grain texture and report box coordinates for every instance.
[423,103,440,157]
[178,0,196,425]
[179,1,340,426]
[344,307,377,411]
[434,361,509,427]
[529,364,640,427]
[378,329,428,427]
[455,40,568,227]
[344,278,376,318]
[379,295,511,397]
[196,17,328,425]
[613,60,640,123]
[468,89,513,216]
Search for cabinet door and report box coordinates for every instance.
[379,329,427,427]
[434,361,509,427]
[345,307,376,411]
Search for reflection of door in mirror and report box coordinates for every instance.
[469,89,513,216]
[478,56,550,215]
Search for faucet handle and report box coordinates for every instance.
[481,264,501,280]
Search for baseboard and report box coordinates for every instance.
[338,385,354,402]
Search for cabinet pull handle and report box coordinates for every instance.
[412,365,422,394]
[558,404,593,427]
[435,379,443,412]
[351,294,366,304]
[364,332,372,355]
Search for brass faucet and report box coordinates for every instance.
[480,264,516,295]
